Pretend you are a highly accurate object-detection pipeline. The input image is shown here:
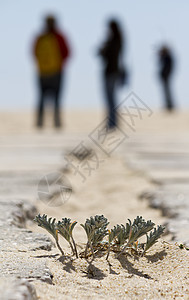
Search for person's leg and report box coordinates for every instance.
[54,93,61,127]
[104,73,117,128]
[37,77,45,127]
[163,79,174,111]
[54,73,63,127]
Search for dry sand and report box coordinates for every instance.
[30,154,189,299]
[1,109,189,299]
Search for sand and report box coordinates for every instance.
[0,109,189,299]
[30,155,189,299]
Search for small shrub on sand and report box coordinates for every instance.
[34,214,164,259]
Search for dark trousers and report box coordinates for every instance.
[104,73,119,128]
[162,78,174,111]
[37,72,63,127]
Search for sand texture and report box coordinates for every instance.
[0,109,189,299]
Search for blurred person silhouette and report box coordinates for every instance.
[33,15,70,127]
[98,19,126,130]
[158,46,174,111]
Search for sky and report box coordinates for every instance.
[0,0,189,110]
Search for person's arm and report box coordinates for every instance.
[98,41,109,58]
[55,32,70,62]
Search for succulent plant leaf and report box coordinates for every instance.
[34,214,165,259]
[34,214,57,239]
[144,225,165,253]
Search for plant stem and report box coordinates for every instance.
[85,242,89,258]
[55,230,64,256]
[116,242,130,258]
[71,236,78,258]
[69,241,75,255]
[89,242,95,259]
[106,243,111,260]
[56,239,64,256]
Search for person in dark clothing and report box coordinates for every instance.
[158,46,174,111]
[98,19,124,129]
[33,15,70,127]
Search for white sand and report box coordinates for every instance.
[1,110,189,299]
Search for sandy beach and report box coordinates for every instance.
[0,109,189,299]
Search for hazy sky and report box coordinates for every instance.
[1,0,189,110]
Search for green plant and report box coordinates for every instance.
[143,225,165,255]
[56,218,78,258]
[80,215,109,258]
[106,225,122,259]
[34,214,64,255]
[117,217,155,257]
[34,214,165,260]
[115,223,130,247]
[34,214,78,257]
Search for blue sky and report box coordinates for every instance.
[0,0,189,110]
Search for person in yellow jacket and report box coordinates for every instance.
[33,15,70,127]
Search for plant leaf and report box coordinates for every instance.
[144,225,165,253]
[34,214,57,239]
